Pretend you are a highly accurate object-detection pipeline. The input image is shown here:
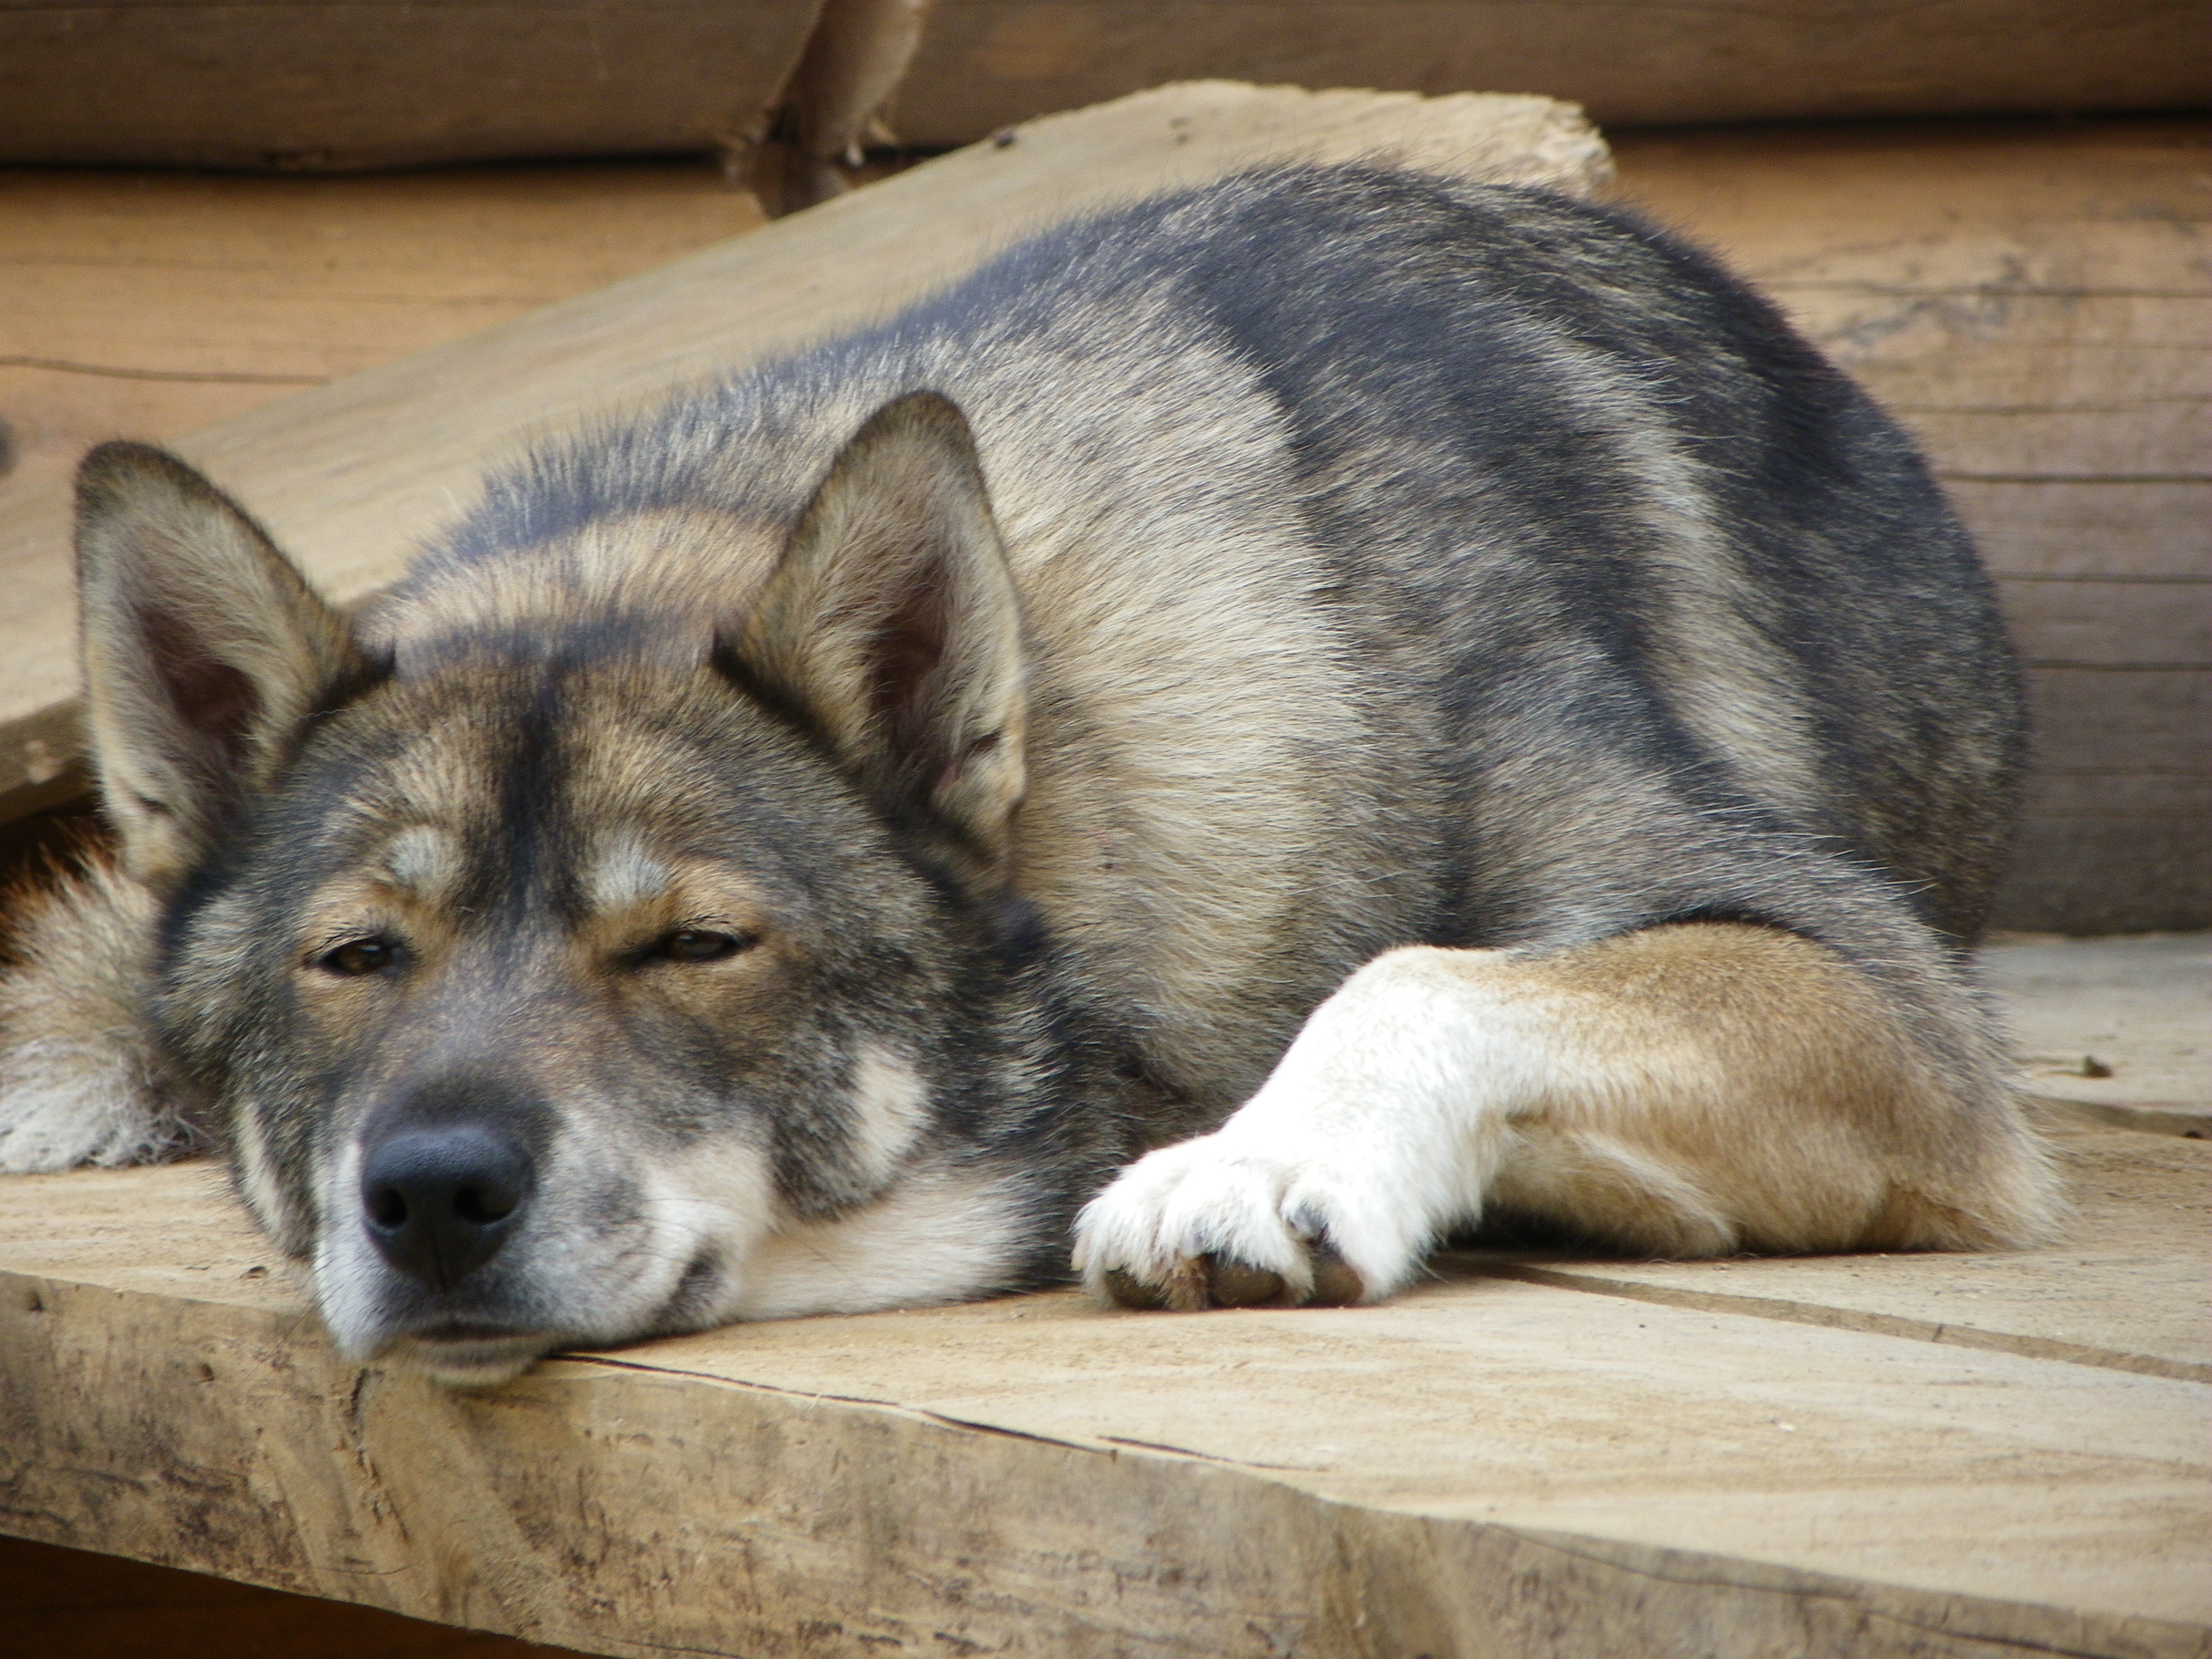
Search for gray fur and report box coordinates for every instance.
[1,166,2052,1383]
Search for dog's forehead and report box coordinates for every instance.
[372,505,785,651]
[314,658,833,908]
[577,832,673,912]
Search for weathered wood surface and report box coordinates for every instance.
[0,936,2206,1657]
[7,0,2204,170]
[1610,118,2212,934]
[1988,932,2212,1131]
[0,80,1606,821]
[890,1,2212,143]
[0,2,820,171]
[0,161,767,515]
[1,1130,2205,1656]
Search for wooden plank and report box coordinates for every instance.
[886,1,2210,144]
[1946,480,2211,581]
[2005,818,2212,938]
[9,2,2203,173]
[0,3,818,171]
[1987,933,2211,1116]
[1,1117,2206,1657]
[1608,116,2210,551]
[2004,661,2211,932]
[0,81,1608,825]
[1459,1119,2210,1380]
[1608,116,2212,933]
[1997,578,2212,669]
[0,162,768,508]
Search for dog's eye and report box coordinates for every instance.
[317,937,404,977]
[655,929,748,963]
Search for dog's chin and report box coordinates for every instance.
[379,1329,564,1389]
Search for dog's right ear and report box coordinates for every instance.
[75,443,369,889]
[727,393,1029,885]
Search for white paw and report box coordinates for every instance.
[0,1035,192,1173]
[1072,1124,1424,1310]
[1073,946,1527,1310]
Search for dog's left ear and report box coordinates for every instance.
[729,392,1028,880]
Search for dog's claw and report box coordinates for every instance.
[1307,1244,1365,1307]
[1102,1267,1170,1310]
[1205,1256,1286,1306]
[1101,1244,1363,1311]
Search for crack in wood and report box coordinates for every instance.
[0,354,327,386]
[1465,1263,2209,1383]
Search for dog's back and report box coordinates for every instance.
[7,168,2049,1373]
[384,167,2022,1107]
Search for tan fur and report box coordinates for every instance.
[739,393,1031,880]
[369,507,784,658]
[1470,925,2061,1255]
[0,852,192,1171]
[1074,925,2060,1308]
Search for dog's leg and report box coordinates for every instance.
[1073,922,2058,1310]
[0,854,195,1173]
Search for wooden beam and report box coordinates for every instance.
[0,3,820,172]
[0,81,1606,825]
[9,2,2204,176]
[0,161,769,513]
[889,1,2211,143]
[1,1109,2205,1657]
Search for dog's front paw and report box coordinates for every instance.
[1072,1130,1420,1311]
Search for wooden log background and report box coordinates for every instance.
[888,1,2212,142]
[1606,118,2211,935]
[0,4,2204,930]
[3,1,2205,171]
[0,2,822,172]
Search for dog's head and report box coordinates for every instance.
[74,394,1074,1384]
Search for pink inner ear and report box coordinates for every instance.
[869,560,952,751]
[140,603,262,773]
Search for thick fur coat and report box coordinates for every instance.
[0,167,2055,1384]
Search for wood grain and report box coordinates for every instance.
[0,81,1607,817]
[0,161,768,507]
[0,2,818,171]
[889,0,2212,144]
[9,1,2202,174]
[0,1113,2205,1657]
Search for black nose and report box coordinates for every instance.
[359,1125,534,1290]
